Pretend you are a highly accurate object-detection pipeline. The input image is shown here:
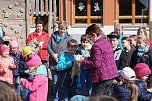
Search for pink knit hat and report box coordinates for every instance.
[0,44,9,54]
[26,54,42,68]
[9,41,19,48]
[134,63,151,79]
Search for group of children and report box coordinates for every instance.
[1,22,152,101]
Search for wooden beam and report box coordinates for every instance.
[45,0,48,15]
[48,0,53,35]
[26,0,30,38]
[87,0,90,24]
[132,0,135,25]
[40,0,44,16]
[36,0,39,16]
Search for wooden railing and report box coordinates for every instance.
[26,0,53,35]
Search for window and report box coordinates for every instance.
[73,0,103,25]
[118,0,148,25]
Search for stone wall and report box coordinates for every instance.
[0,0,26,48]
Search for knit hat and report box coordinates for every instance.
[26,54,42,68]
[9,41,19,48]
[134,63,151,79]
[22,46,32,57]
[120,67,136,80]
[0,44,9,54]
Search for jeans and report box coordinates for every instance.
[14,76,21,96]
[79,69,92,96]
[92,79,114,96]
[52,70,59,101]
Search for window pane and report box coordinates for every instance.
[75,0,87,16]
[119,0,131,16]
[76,19,87,23]
[91,0,103,16]
[135,19,148,23]
[91,19,103,24]
[136,0,148,15]
[119,19,132,23]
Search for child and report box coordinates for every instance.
[107,31,127,70]
[137,27,152,49]
[56,39,78,100]
[121,37,135,67]
[134,63,152,93]
[9,41,26,99]
[27,38,40,54]
[129,35,137,49]
[130,35,152,69]
[0,80,18,101]
[114,67,138,101]
[115,24,124,49]
[0,44,16,84]
[77,34,92,96]
[21,54,48,101]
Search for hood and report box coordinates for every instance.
[36,65,48,77]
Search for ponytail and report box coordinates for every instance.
[129,81,138,101]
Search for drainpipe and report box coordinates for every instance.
[149,0,152,40]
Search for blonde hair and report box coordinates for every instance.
[137,35,148,44]
[58,21,68,29]
[29,66,38,73]
[123,80,138,101]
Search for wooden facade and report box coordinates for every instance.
[0,0,150,46]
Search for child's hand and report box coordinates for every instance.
[3,68,7,72]
[25,69,30,73]
[9,63,14,69]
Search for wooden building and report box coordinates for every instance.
[0,0,151,46]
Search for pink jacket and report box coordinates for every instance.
[0,56,16,84]
[21,75,48,101]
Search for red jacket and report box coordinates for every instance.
[26,31,50,61]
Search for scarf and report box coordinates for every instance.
[55,32,66,43]
[137,44,150,57]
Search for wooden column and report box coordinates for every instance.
[87,0,90,24]
[48,0,52,35]
[132,0,135,25]
[26,0,30,38]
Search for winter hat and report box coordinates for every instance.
[120,67,136,80]
[0,44,9,54]
[9,41,19,48]
[26,54,42,68]
[22,46,32,57]
[134,63,151,79]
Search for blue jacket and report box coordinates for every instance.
[114,80,152,101]
[57,52,75,71]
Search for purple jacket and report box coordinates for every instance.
[82,36,118,83]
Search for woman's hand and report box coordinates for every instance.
[52,54,59,62]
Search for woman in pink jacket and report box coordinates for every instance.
[0,44,16,84]
[21,54,48,101]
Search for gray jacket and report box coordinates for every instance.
[47,31,72,70]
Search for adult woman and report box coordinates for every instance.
[47,21,72,101]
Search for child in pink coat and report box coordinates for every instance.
[0,44,16,84]
[21,54,48,101]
